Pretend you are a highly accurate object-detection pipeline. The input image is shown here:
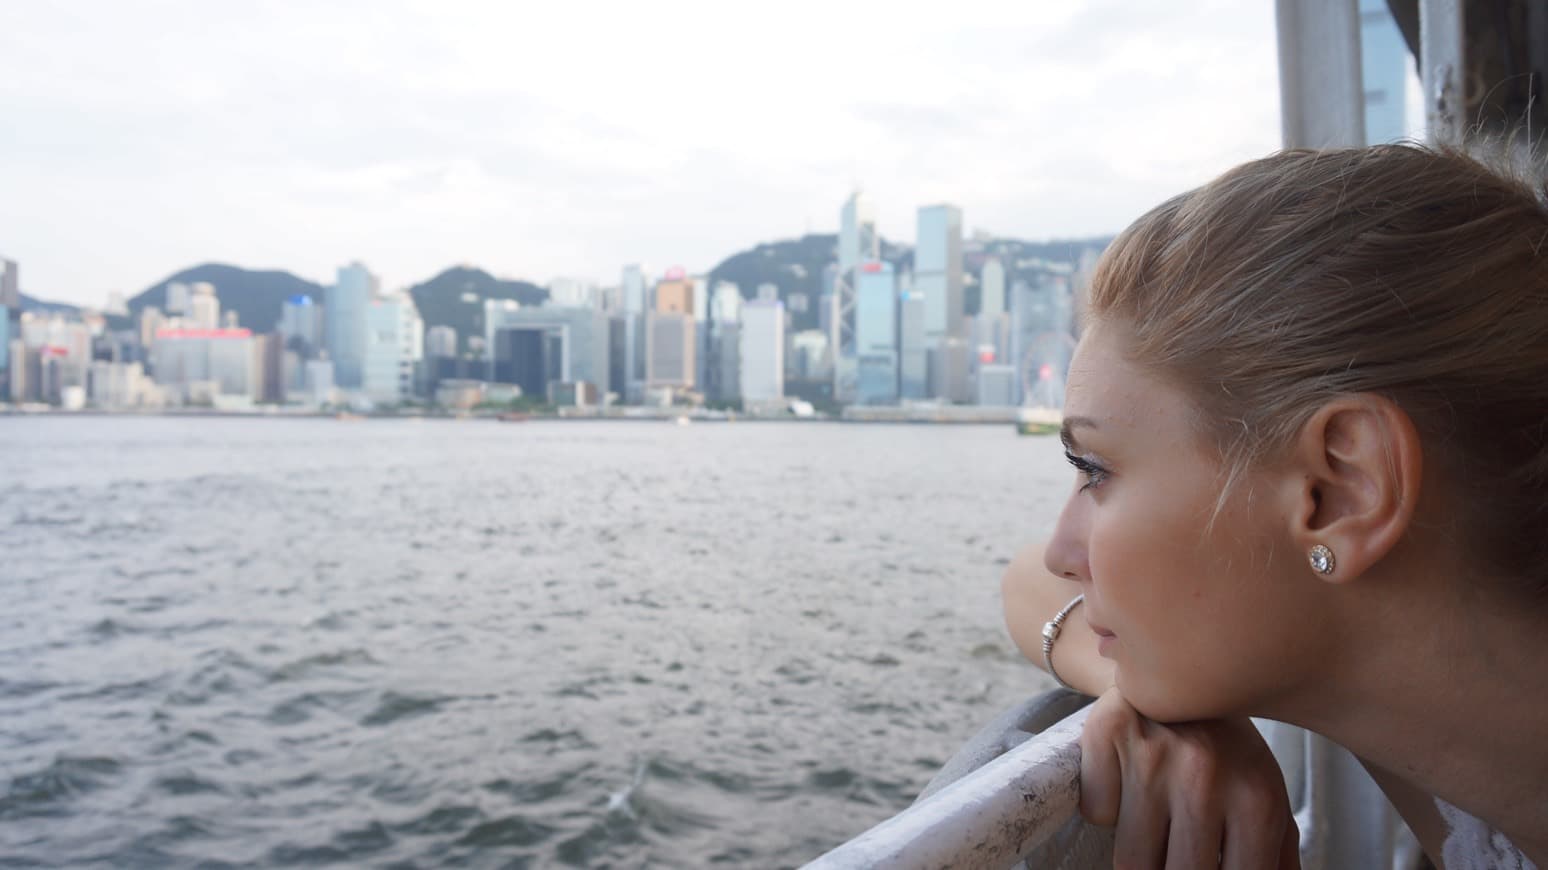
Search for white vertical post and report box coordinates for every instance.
[1419,0,1466,144]
[1277,0,1367,148]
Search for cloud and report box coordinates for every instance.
[0,0,1284,305]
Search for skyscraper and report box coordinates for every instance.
[166,282,191,316]
[899,289,927,400]
[739,299,785,406]
[363,293,425,404]
[916,204,964,348]
[980,257,1006,319]
[654,269,694,315]
[620,264,649,403]
[326,262,378,389]
[839,192,878,275]
[834,191,879,402]
[279,295,323,356]
[485,300,611,398]
[0,257,18,310]
[645,312,695,393]
[188,283,220,329]
[855,261,898,405]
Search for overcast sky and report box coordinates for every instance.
[0,1,1284,307]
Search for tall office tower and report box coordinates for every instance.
[250,334,285,404]
[711,282,742,324]
[485,300,611,399]
[425,325,458,359]
[738,299,784,405]
[654,268,694,315]
[712,322,741,402]
[977,363,1017,406]
[1360,0,1409,144]
[790,329,830,381]
[980,257,1006,319]
[188,283,221,329]
[834,191,878,400]
[917,204,964,355]
[691,277,709,322]
[0,257,17,310]
[150,327,255,400]
[619,264,649,403]
[899,289,927,399]
[855,261,898,405]
[622,264,649,313]
[166,282,191,316]
[648,268,696,395]
[326,261,378,389]
[279,295,323,356]
[138,307,166,355]
[547,277,594,309]
[645,312,695,393]
[9,339,38,403]
[363,293,425,404]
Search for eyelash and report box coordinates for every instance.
[1064,451,1110,492]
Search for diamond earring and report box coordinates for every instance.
[1308,544,1336,575]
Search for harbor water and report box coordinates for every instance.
[0,417,1066,868]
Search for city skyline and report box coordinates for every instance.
[1,1,1284,307]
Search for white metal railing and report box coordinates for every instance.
[803,705,1091,869]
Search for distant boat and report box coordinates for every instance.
[673,415,692,426]
[498,412,531,423]
[1016,406,1062,436]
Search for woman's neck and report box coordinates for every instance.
[1272,575,1548,862]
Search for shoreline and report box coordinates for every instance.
[0,406,1042,426]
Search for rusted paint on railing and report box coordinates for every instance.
[803,705,1090,870]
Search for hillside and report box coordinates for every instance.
[407,266,547,354]
[121,263,325,332]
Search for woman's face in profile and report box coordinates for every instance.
[1045,319,1322,723]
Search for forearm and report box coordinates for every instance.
[1001,540,1115,696]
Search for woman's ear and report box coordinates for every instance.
[1282,395,1423,583]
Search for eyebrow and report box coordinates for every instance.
[1059,416,1099,452]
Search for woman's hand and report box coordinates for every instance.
[1079,688,1301,869]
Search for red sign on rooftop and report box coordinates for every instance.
[664,266,687,281]
[861,261,884,273]
[156,328,253,340]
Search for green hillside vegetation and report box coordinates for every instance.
[113,263,325,332]
[406,266,547,355]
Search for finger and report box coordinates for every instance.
[1163,810,1224,870]
[1113,776,1170,870]
[1221,810,1292,870]
[1277,813,1302,870]
[1078,728,1122,827]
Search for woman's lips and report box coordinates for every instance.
[1087,620,1117,656]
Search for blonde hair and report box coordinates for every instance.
[1087,143,1548,594]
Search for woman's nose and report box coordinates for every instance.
[1043,500,1088,581]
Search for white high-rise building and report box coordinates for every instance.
[188,283,220,329]
[363,293,424,403]
[425,325,458,359]
[326,262,378,389]
[546,277,594,309]
[834,191,879,403]
[839,191,878,274]
[917,204,964,349]
[739,299,784,405]
[711,282,742,324]
[981,257,1006,319]
[166,282,192,316]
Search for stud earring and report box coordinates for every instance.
[1308,544,1336,575]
